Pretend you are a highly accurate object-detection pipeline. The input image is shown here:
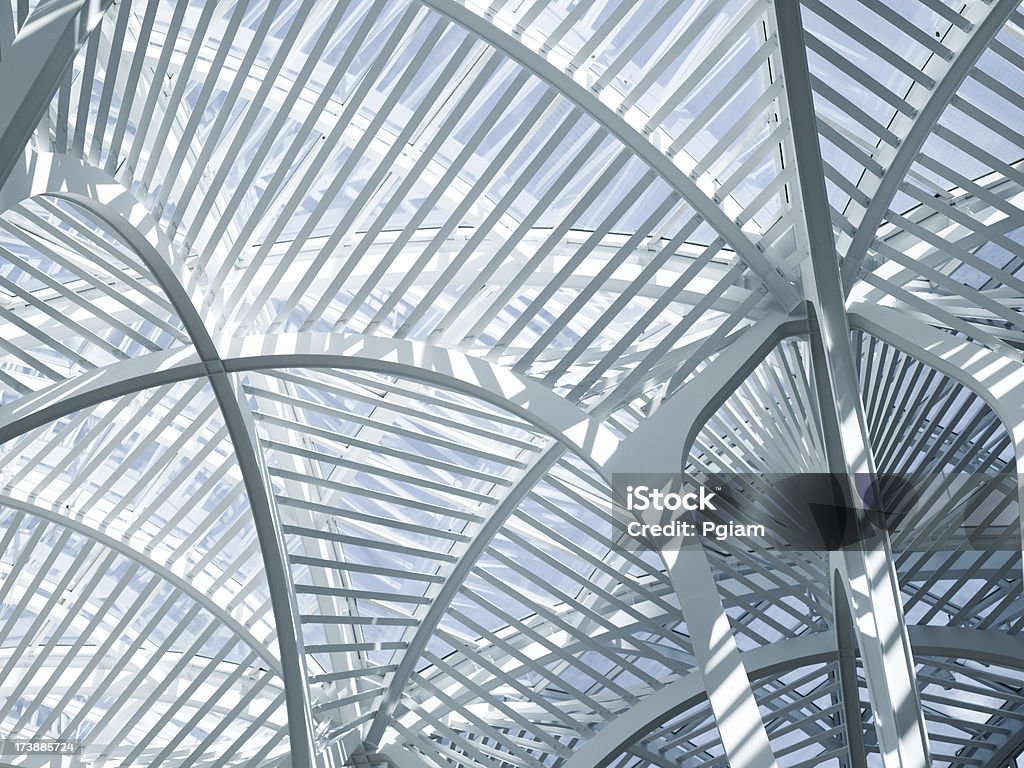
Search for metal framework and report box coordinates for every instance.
[0,0,1023,767]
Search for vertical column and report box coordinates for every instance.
[772,2,932,766]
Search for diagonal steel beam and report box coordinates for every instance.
[0,153,321,767]
[838,0,1019,292]
[773,3,932,766]
[0,312,803,764]
[414,0,801,311]
[362,444,566,747]
[0,0,114,189]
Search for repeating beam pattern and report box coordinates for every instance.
[0,1,1022,767]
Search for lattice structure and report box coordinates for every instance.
[0,1,1023,767]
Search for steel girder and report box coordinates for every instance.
[774,2,931,766]
[2,1,1024,766]
[850,301,1024,561]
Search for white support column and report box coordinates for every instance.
[773,3,931,766]
[602,315,809,768]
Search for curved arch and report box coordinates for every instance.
[0,333,620,477]
[0,320,794,764]
[0,493,279,670]
[414,0,799,310]
[223,333,620,475]
[0,150,831,768]
[560,625,1024,768]
[849,301,1024,575]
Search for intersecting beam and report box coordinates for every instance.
[839,0,1019,291]
[849,301,1024,577]
[0,331,618,763]
[415,0,800,311]
[0,332,619,485]
[0,151,319,767]
[602,313,812,768]
[773,3,931,766]
[561,624,1024,768]
[0,0,114,189]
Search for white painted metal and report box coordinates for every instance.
[1,0,1024,765]
[774,2,934,764]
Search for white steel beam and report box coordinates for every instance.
[0,316,795,763]
[560,624,1024,768]
[414,0,801,310]
[0,0,114,188]
[839,0,1019,291]
[607,309,809,475]
[772,3,932,767]
[223,333,621,474]
[0,332,619,488]
[362,443,566,747]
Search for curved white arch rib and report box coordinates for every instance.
[558,624,1024,768]
[849,301,1024,578]
[0,148,798,768]
[414,0,800,311]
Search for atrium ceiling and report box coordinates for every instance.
[1,0,1024,767]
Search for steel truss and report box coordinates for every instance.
[1,0,1024,767]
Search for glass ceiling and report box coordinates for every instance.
[1,0,1024,766]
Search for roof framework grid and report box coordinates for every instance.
[1,0,1024,767]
